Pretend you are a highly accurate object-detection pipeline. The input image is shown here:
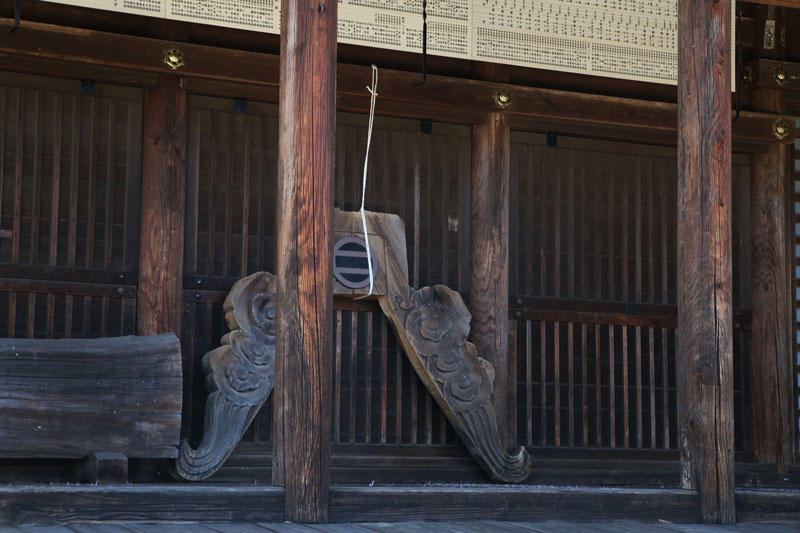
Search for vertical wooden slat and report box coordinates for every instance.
[568,321,574,447]
[608,154,615,300]
[103,100,116,270]
[11,89,22,263]
[677,0,734,522]
[380,315,387,445]
[365,313,373,444]
[273,0,336,521]
[581,322,588,447]
[540,321,547,447]
[29,91,42,265]
[7,291,16,337]
[622,156,629,302]
[662,326,670,449]
[85,97,97,269]
[241,118,251,275]
[595,323,602,447]
[223,113,234,278]
[350,310,357,444]
[396,321,403,443]
[26,292,35,338]
[67,96,79,267]
[554,321,560,447]
[568,151,575,298]
[636,325,643,449]
[64,294,72,338]
[526,320,533,446]
[136,77,187,336]
[650,326,656,448]
[334,310,342,444]
[622,326,629,447]
[635,157,643,303]
[609,325,615,448]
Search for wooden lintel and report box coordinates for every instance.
[747,58,800,91]
[0,18,791,150]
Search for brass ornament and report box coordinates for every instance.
[493,90,512,109]
[773,119,790,140]
[774,68,788,87]
[163,48,186,70]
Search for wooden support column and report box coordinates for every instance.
[470,112,511,444]
[750,89,794,471]
[137,76,187,335]
[272,0,336,523]
[677,0,735,524]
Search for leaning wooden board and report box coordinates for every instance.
[0,333,182,459]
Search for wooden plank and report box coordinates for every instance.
[136,76,187,335]
[470,113,510,445]
[676,0,735,523]
[328,487,698,523]
[0,485,285,527]
[272,0,336,522]
[0,334,181,459]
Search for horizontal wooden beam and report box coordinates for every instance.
[0,18,790,150]
[0,485,285,526]
[747,58,800,91]
[744,0,800,8]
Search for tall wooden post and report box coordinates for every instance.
[750,89,794,471]
[677,0,735,524]
[470,112,511,444]
[272,0,336,523]
[137,76,187,336]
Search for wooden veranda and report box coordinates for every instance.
[0,0,799,527]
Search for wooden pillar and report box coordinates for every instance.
[137,76,187,335]
[272,0,336,523]
[677,0,735,524]
[750,89,794,471]
[470,112,511,444]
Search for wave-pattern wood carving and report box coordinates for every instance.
[336,209,531,483]
[174,272,276,481]
[176,211,530,483]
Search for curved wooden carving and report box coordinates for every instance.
[335,209,532,483]
[174,272,276,481]
[389,285,531,483]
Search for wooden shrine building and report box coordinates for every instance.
[0,0,799,527]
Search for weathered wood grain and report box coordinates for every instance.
[749,88,795,472]
[175,272,277,481]
[335,209,530,483]
[0,334,182,459]
[272,0,336,523]
[470,113,511,445]
[0,19,791,151]
[676,0,735,524]
[137,76,187,335]
[0,485,285,527]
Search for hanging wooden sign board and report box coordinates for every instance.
[42,0,733,85]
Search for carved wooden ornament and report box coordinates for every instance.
[335,209,531,483]
[174,272,276,481]
[176,212,530,483]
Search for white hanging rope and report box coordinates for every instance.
[356,65,378,300]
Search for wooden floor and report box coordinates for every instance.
[6,521,800,532]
